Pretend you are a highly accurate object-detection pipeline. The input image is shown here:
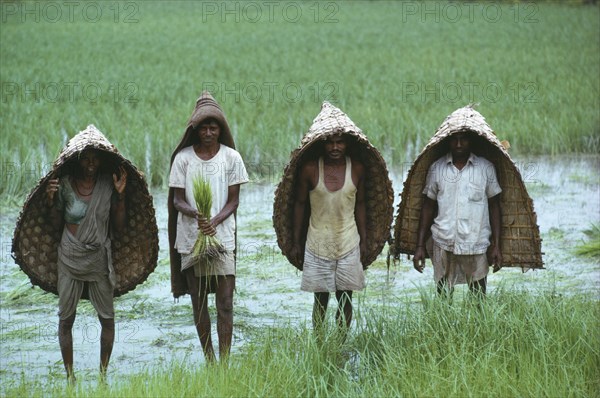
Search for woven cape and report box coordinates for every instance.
[168,91,237,298]
[273,101,394,271]
[391,105,543,270]
[12,125,159,297]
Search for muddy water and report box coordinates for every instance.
[1,155,598,389]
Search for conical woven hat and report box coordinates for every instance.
[53,125,119,170]
[168,91,237,298]
[12,125,159,297]
[392,105,543,270]
[301,101,369,144]
[274,102,394,270]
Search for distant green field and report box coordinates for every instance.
[1,1,599,198]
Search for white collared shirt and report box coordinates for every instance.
[423,153,502,255]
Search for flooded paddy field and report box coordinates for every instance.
[1,155,598,390]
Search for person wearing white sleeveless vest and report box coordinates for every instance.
[292,133,367,336]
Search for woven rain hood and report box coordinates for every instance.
[273,101,394,270]
[12,125,159,297]
[391,105,544,270]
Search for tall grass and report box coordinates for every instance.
[1,2,599,199]
[4,290,599,397]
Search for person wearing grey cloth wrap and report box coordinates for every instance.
[46,148,127,383]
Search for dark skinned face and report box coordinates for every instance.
[449,132,471,159]
[78,150,101,178]
[324,134,347,161]
[197,120,221,146]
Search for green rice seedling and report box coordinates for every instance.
[575,224,600,258]
[191,175,224,259]
[3,290,599,397]
[1,3,599,200]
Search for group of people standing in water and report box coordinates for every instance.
[30,92,504,382]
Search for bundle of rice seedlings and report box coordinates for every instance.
[575,224,600,258]
[192,175,225,259]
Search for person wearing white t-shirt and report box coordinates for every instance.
[168,92,248,362]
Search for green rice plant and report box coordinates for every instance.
[575,224,600,258]
[1,277,56,307]
[191,175,224,259]
[4,290,598,398]
[353,289,600,397]
[1,3,599,200]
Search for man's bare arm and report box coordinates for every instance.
[353,161,367,263]
[413,196,437,272]
[488,194,502,271]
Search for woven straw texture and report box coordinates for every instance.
[391,105,543,270]
[273,102,394,270]
[12,125,159,297]
[168,91,237,298]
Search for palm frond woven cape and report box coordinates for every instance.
[391,105,544,270]
[273,101,394,270]
[12,125,159,297]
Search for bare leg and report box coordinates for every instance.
[58,313,76,383]
[99,317,115,378]
[185,269,215,362]
[313,292,330,333]
[215,275,235,361]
